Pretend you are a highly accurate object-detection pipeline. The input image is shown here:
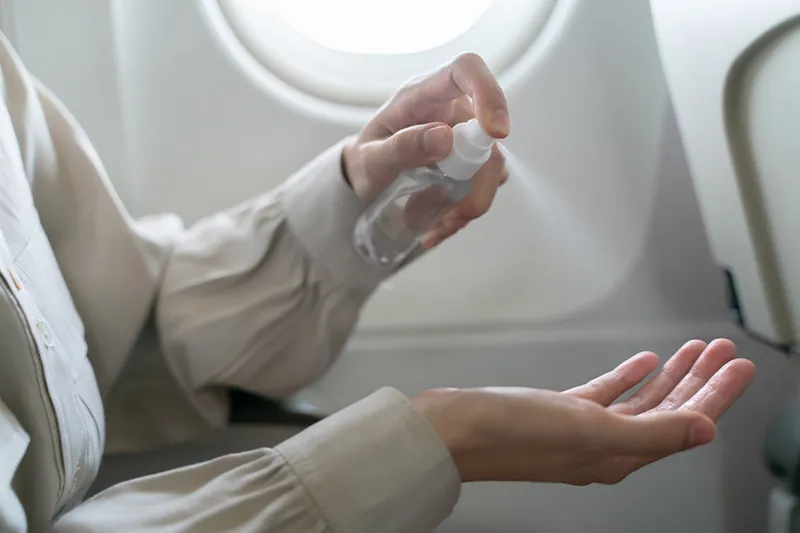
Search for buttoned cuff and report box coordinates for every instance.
[281,140,395,295]
[276,387,461,533]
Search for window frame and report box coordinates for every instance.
[215,0,558,107]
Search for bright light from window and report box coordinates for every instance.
[215,0,557,106]
[271,0,494,55]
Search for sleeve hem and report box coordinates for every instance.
[276,387,461,533]
[281,140,394,296]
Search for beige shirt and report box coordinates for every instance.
[0,32,460,533]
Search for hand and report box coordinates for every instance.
[412,339,755,485]
[342,53,510,248]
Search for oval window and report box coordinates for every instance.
[217,0,558,107]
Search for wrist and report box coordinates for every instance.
[411,388,486,483]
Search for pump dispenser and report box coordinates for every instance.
[438,119,495,180]
[354,118,495,266]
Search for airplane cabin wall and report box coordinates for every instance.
[6,1,796,532]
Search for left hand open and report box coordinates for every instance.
[342,53,510,249]
[561,338,756,483]
[412,338,755,485]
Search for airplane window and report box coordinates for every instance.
[271,0,493,55]
[216,0,558,107]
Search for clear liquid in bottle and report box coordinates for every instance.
[353,118,495,267]
[353,166,472,265]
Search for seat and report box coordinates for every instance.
[87,392,325,497]
[650,0,800,351]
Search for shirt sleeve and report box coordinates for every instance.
[2,25,422,436]
[0,29,461,533]
[54,388,461,533]
[153,138,398,408]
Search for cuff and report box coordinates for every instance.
[276,387,461,533]
[282,139,394,295]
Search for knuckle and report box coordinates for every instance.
[391,128,425,166]
[463,196,490,218]
[388,87,413,112]
[474,198,492,217]
[397,62,445,98]
[398,73,426,94]
[454,52,485,69]
[390,75,428,110]
[598,471,629,485]
[610,465,631,484]
[388,133,406,170]
[589,459,631,486]
[390,130,403,154]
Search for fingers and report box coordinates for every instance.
[603,410,717,457]
[445,54,510,137]
[357,123,454,196]
[386,53,509,139]
[589,355,754,485]
[611,340,707,415]
[421,145,508,248]
[653,339,738,411]
[449,95,476,125]
[564,352,660,406]
[681,358,756,421]
[402,187,453,233]
[458,145,508,219]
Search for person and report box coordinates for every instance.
[0,28,755,533]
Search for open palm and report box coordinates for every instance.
[563,339,756,483]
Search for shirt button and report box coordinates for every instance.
[36,320,55,349]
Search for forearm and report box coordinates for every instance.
[106,139,430,452]
[155,140,392,400]
[56,389,461,533]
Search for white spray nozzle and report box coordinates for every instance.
[437,118,495,181]
[463,118,494,151]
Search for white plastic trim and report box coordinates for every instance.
[216,0,558,106]
[650,0,800,347]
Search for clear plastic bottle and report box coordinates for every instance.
[354,118,495,266]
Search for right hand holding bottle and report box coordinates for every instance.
[342,53,510,249]
[412,339,755,484]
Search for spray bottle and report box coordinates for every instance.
[353,118,495,267]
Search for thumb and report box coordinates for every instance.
[360,123,453,185]
[604,411,716,457]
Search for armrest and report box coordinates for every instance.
[228,389,325,427]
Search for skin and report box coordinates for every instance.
[342,52,510,248]
[341,54,756,484]
[412,339,755,484]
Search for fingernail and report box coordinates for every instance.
[689,420,715,448]
[492,110,510,137]
[424,125,451,157]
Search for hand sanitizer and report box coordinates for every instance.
[353,118,495,267]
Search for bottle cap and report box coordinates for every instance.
[437,118,495,181]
